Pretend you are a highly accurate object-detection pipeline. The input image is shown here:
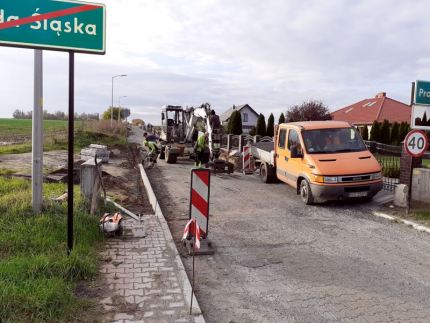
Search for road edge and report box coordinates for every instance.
[373,211,430,234]
[139,164,205,323]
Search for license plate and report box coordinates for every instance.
[347,191,368,198]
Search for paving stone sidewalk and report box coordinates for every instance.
[99,214,199,323]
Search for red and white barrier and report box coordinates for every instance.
[243,146,253,175]
[189,169,210,238]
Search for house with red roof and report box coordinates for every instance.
[331,92,411,132]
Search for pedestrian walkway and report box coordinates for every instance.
[99,213,201,323]
[97,157,205,323]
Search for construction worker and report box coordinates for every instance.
[210,110,221,131]
[143,134,159,163]
[194,132,209,167]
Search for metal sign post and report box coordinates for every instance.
[32,49,43,214]
[67,51,74,255]
[0,0,106,255]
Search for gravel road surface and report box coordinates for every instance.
[130,127,430,322]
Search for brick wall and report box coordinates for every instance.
[399,145,422,186]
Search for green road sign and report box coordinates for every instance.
[0,0,105,54]
[415,80,430,106]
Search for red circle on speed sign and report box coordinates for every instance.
[404,130,429,157]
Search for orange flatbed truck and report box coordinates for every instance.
[251,121,383,204]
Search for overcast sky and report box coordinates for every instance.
[1,0,430,125]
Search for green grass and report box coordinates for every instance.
[0,177,104,322]
[414,211,430,224]
[0,130,126,155]
[0,119,81,138]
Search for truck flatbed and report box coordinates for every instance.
[251,141,275,166]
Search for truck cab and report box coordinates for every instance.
[267,121,383,204]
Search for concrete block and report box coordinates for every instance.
[412,168,430,202]
[394,184,408,208]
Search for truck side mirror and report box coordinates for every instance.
[161,113,165,121]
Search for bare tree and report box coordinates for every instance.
[286,100,331,122]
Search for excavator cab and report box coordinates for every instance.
[160,105,187,143]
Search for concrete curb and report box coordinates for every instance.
[373,211,430,234]
[139,164,205,323]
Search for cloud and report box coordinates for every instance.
[1,0,429,125]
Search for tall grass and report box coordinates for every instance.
[0,177,104,322]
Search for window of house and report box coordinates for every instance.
[278,129,287,149]
[243,113,248,122]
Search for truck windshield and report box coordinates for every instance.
[302,128,367,154]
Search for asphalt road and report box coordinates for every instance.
[125,123,430,323]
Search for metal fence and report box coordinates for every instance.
[220,134,274,152]
[364,141,402,191]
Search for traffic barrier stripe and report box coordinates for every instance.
[191,189,208,216]
[190,169,210,237]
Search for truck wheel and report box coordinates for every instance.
[260,163,275,183]
[166,148,177,164]
[300,179,314,205]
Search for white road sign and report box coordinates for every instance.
[411,105,430,130]
[404,130,429,157]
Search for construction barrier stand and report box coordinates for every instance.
[189,168,210,238]
[243,146,253,175]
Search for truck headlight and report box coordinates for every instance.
[323,176,338,183]
[310,174,324,183]
[370,172,382,180]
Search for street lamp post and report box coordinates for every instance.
[118,95,127,122]
[111,74,127,127]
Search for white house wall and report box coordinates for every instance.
[240,106,258,133]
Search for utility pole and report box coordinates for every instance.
[32,50,43,214]
[111,74,127,127]
[118,95,127,122]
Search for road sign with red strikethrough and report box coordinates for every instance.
[404,130,429,157]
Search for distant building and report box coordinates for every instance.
[331,92,411,132]
[220,104,259,134]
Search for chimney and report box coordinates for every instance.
[376,92,386,98]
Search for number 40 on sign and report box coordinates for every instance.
[404,130,429,157]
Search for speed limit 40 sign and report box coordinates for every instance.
[404,130,429,157]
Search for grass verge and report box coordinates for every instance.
[0,129,127,155]
[0,177,105,322]
[414,211,430,226]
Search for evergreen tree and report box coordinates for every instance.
[278,113,286,124]
[256,114,267,136]
[227,110,242,135]
[369,120,381,142]
[249,126,256,136]
[266,113,275,137]
[380,119,391,144]
[399,122,410,142]
[361,126,369,141]
[390,122,400,145]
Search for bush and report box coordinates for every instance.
[256,114,266,136]
[227,110,242,135]
[370,121,381,142]
[266,113,275,137]
[380,119,391,144]
[278,113,285,124]
[390,122,400,145]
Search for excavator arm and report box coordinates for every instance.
[184,103,217,158]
